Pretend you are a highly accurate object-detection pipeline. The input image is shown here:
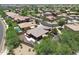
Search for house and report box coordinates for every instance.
[26,24,51,39]
[14,16,30,23]
[43,11,57,21]
[27,27,48,39]
[5,12,19,18]
[57,13,67,17]
[18,22,37,30]
[65,23,79,31]
[44,12,52,16]
[5,12,30,23]
[67,15,79,23]
[37,23,52,30]
[68,15,79,20]
[68,11,78,15]
[15,8,21,13]
[46,16,56,21]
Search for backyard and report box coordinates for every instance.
[13,43,36,55]
[34,29,79,55]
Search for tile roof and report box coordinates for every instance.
[18,22,36,29]
[6,12,19,18]
[65,23,79,31]
[6,12,30,21]
[27,27,48,38]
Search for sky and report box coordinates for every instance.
[0,0,79,4]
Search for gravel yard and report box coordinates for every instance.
[13,43,36,55]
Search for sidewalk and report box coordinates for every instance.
[1,48,8,55]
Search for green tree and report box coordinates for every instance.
[59,8,66,13]
[55,43,72,55]
[60,30,79,54]
[0,9,6,18]
[58,18,66,27]
[51,28,58,35]
[5,18,17,27]
[6,27,21,50]
[34,8,38,14]
[20,8,29,16]
[5,18,20,51]
[35,29,79,55]
[35,35,58,55]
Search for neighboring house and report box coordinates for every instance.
[37,24,52,30]
[44,12,53,16]
[5,12,30,23]
[67,15,79,23]
[5,12,19,19]
[43,11,57,21]
[68,15,79,20]
[18,22,37,30]
[14,16,30,23]
[67,11,78,15]
[15,8,21,13]
[46,16,56,21]
[65,23,79,32]
[57,13,67,17]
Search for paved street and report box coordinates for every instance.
[0,21,4,45]
[0,18,7,54]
